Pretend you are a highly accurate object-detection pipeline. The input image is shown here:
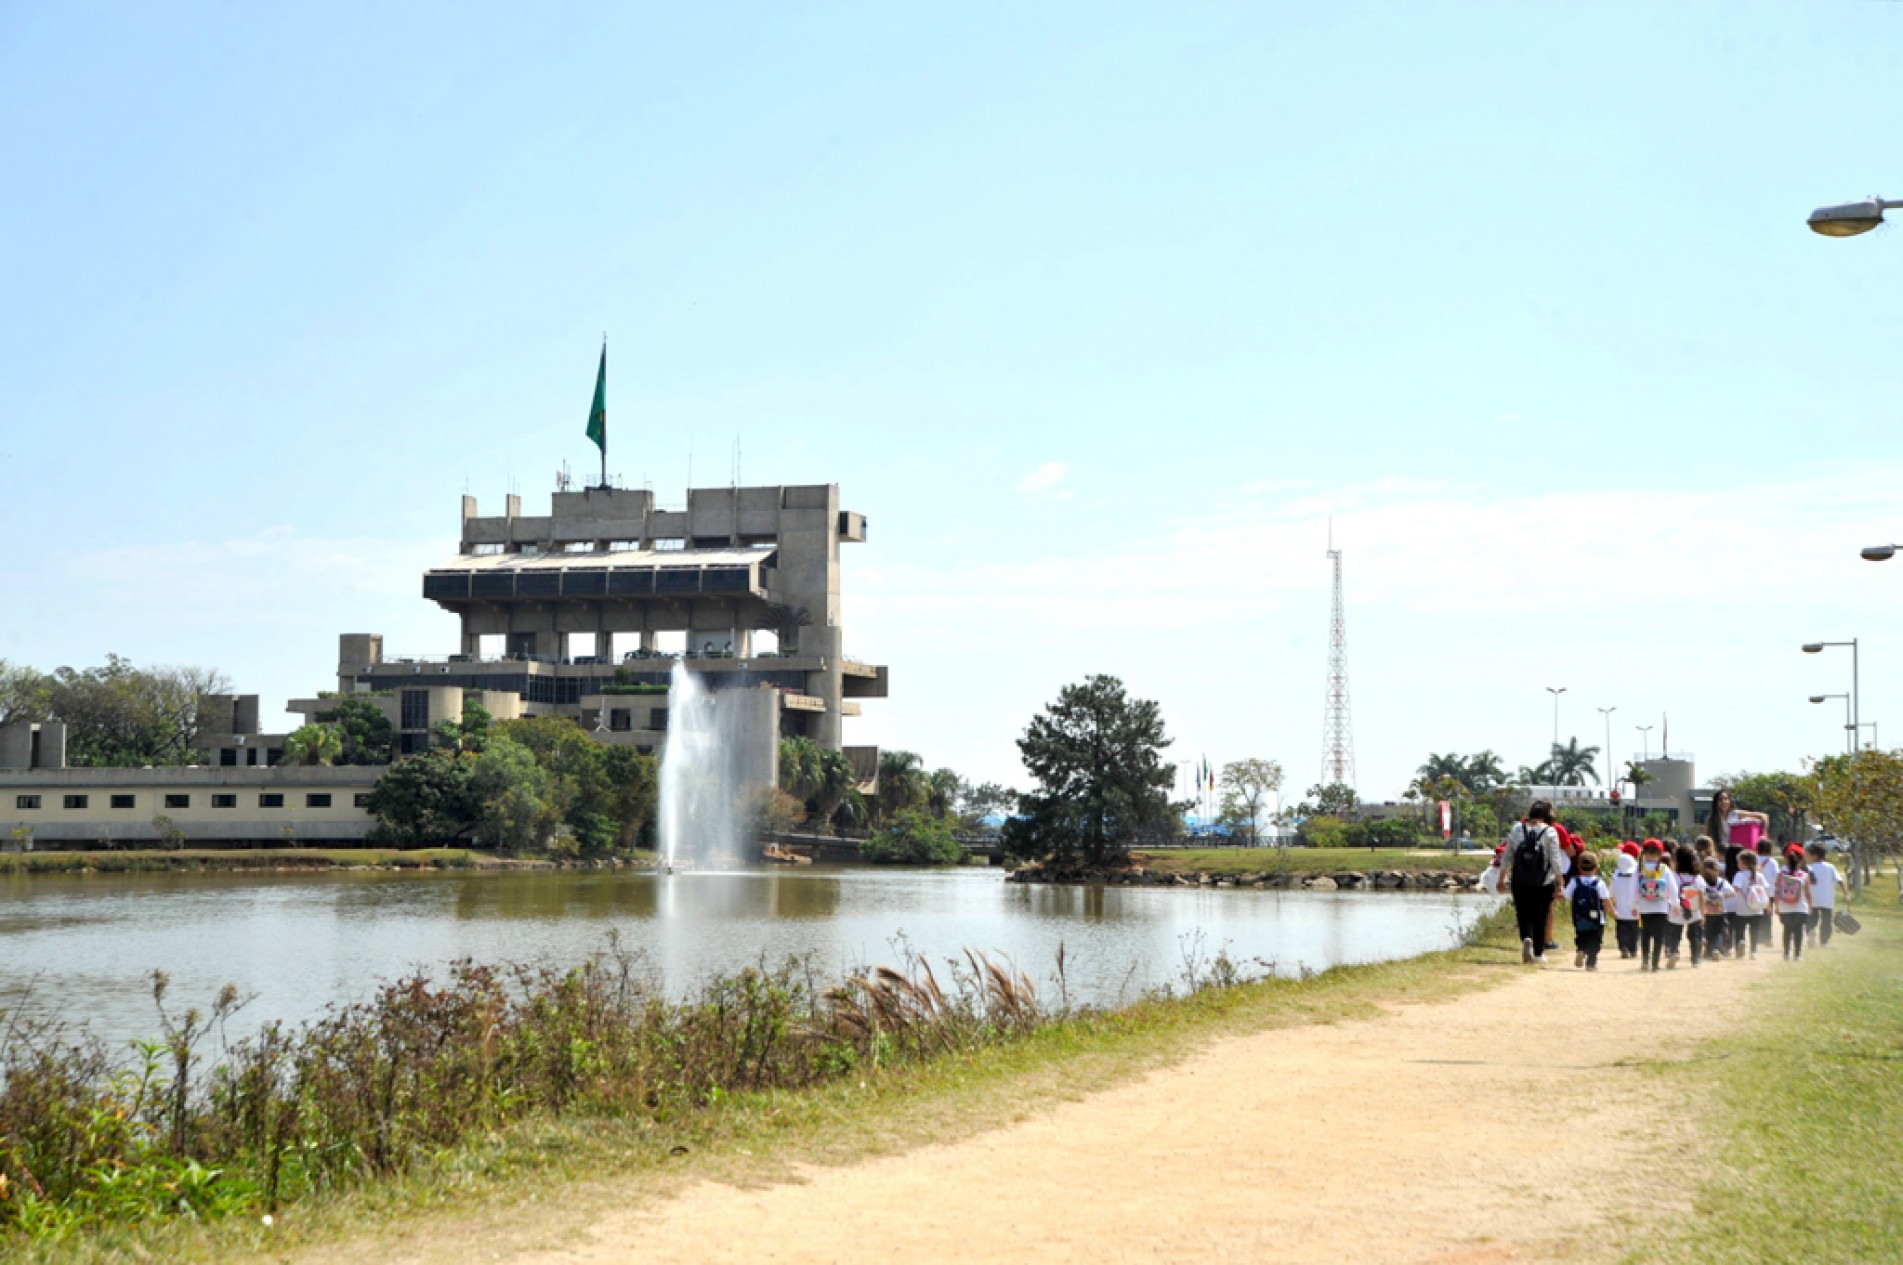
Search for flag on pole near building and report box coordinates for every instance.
[585,345,607,456]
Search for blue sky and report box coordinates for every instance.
[3,2,1901,801]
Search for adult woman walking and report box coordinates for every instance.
[1504,800,1565,963]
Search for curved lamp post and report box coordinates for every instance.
[1810,693,1853,755]
[1862,544,1901,561]
[1808,198,1903,236]
[1803,640,1860,747]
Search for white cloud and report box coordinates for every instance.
[1014,462,1069,493]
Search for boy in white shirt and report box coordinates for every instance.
[1564,852,1612,970]
[1805,842,1842,947]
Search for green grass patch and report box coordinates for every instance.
[1626,897,1903,1264]
[3,907,1519,1264]
[0,847,506,875]
[1134,845,1490,877]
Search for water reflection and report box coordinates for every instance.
[0,868,1496,1054]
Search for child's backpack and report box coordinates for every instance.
[1510,825,1550,888]
[1571,879,1605,932]
[1677,878,1701,920]
[1742,873,1770,913]
[1701,884,1728,918]
[1776,870,1806,908]
[1637,866,1665,903]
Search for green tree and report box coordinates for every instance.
[8,655,229,767]
[926,767,964,819]
[1295,814,1348,848]
[470,735,564,852]
[365,751,479,846]
[1344,817,1419,849]
[1002,674,1177,868]
[778,737,823,805]
[0,660,51,727]
[1217,758,1284,844]
[431,700,493,754]
[1810,750,1903,883]
[858,809,969,865]
[599,744,659,850]
[875,749,928,822]
[1299,782,1360,818]
[313,698,396,765]
[1546,737,1601,786]
[282,723,344,767]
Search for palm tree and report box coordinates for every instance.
[1463,750,1508,794]
[1547,737,1602,786]
[1417,753,1468,785]
[876,749,928,821]
[811,749,860,831]
[779,737,823,803]
[756,603,811,653]
[926,768,963,819]
[283,723,343,767]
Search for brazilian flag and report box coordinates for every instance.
[585,345,607,456]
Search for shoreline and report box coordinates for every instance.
[0,847,658,876]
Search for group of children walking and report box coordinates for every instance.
[1485,800,1844,972]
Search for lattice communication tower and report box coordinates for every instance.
[1321,532,1356,789]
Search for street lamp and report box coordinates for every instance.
[1636,724,1653,763]
[1545,686,1567,799]
[1809,693,1853,755]
[1802,640,1860,756]
[1807,198,1903,237]
[1862,544,1900,562]
[1596,706,1616,793]
[1855,720,1881,752]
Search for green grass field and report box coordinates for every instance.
[1628,897,1903,1264]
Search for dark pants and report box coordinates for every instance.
[1615,918,1639,956]
[1686,921,1706,965]
[1748,912,1772,954]
[1810,907,1834,946]
[1781,912,1807,959]
[1574,924,1604,968]
[1639,912,1670,969]
[1665,921,1684,957]
[1510,880,1553,958]
[1706,917,1730,957]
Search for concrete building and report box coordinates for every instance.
[308,483,887,779]
[1,764,380,848]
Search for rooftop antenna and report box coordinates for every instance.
[1321,518,1356,790]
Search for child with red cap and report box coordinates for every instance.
[1633,840,1680,971]
[1608,840,1643,959]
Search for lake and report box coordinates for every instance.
[0,867,1495,1052]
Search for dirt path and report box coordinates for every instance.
[408,944,1789,1265]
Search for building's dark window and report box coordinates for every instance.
[211,794,237,809]
[110,794,136,810]
[265,748,283,766]
[63,795,88,810]
[164,794,189,809]
[219,748,238,766]
[650,708,668,731]
[354,792,372,808]
[610,709,632,732]
[259,793,284,808]
[15,795,40,810]
[401,689,429,730]
[246,747,260,766]
[306,793,332,808]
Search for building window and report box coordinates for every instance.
[211,794,237,809]
[306,793,332,808]
[63,795,88,810]
[400,689,429,731]
[265,747,284,766]
[164,794,189,809]
[111,794,136,810]
[15,795,40,810]
[246,747,260,766]
[259,793,284,808]
[354,792,372,808]
[220,748,238,766]
[610,708,632,732]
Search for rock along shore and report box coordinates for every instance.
[1006,864,1484,892]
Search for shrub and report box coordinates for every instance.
[858,810,968,865]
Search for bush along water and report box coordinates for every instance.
[0,941,1043,1241]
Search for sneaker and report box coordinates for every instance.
[1667,955,1677,970]
[1545,941,1561,951]
[1522,938,1535,964]
[1587,963,1598,972]
[1574,950,1585,968]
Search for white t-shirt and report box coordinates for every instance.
[1772,866,1811,915]
[1730,867,1770,915]
[1608,856,1641,919]
[1633,863,1680,916]
[1807,861,1841,910]
[1562,876,1611,928]
[1668,873,1704,925]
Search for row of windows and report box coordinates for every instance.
[14,792,369,811]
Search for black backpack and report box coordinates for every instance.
[1511,824,1550,887]
[1571,876,1605,930]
